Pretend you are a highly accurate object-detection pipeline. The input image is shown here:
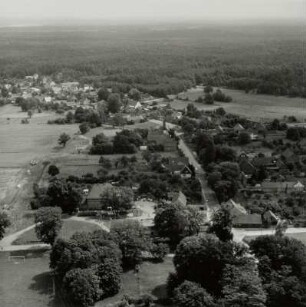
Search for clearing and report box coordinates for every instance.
[170,86,306,121]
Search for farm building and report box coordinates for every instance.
[83,183,113,210]
[233,214,263,228]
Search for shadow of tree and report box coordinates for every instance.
[29,271,53,295]
[151,283,168,300]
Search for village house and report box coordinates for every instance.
[83,183,113,210]
[232,214,263,228]
[224,199,264,228]
[252,156,287,173]
[166,157,193,178]
[233,123,245,133]
[171,191,187,207]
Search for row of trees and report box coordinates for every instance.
[90,130,143,155]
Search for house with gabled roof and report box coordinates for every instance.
[233,123,245,133]
[172,191,187,207]
[167,157,193,178]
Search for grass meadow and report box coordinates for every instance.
[171,86,306,121]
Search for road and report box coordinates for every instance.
[0,216,110,252]
[149,119,220,221]
[233,227,306,243]
[178,137,220,220]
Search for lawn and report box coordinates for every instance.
[0,250,66,307]
[170,86,306,121]
[12,219,102,245]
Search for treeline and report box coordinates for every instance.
[0,26,305,98]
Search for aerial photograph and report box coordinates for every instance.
[0,0,305,306]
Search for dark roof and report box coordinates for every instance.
[87,183,113,199]
[233,214,262,226]
[239,159,256,175]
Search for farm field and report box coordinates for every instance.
[0,105,79,168]
[12,219,102,245]
[0,105,80,232]
[171,86,306,121]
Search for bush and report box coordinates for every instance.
[150,243,169,262]
[63,268,101,307]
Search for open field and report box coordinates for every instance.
[171,86,306,121]
[0,250,61,307]
[12,219,102,245]
[0,105,79,167]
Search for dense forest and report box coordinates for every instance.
[0,23,305,97]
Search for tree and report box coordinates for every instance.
[249,235,306,282]
[58,133,70,147]
[66,111,74,123]
[128,88,141,101]
[35,207,62,245]
[287,127,301,141]
[154,203,202,246]
[204,85,213,94]
[97,87,110,101]
[46,179,82,214]
[150,243,169,262]
[213,180,236,204]
[173,234,248,295]
[111,220,148,269]
[48,165,59,176]
[96,258,122,298]
[50,230,121,279]
[99,186,134,212]
[107,93,121,114]
[63,268,101,307]
[238,132,251,145]
[99,156,112,169]
[174,281,215,307]
[209,205,233,242]
[221,261,266,307]
[0,211,10,240]
[204,93,214,105]
[79,122,90,134]
[199,142,216,167]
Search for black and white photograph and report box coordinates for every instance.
[0,1,305,306]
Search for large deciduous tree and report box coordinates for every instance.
[63,268,101,307]
[58,133,71,147]
[107,93,121,114]
[173,234,248,295]
[208,204,233,242]
[174,280,215,307]
[0,211,10,240]
[35,207,62,245]
[154,203,202,246]
[110,220,148,269]
[220,262,266,307]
